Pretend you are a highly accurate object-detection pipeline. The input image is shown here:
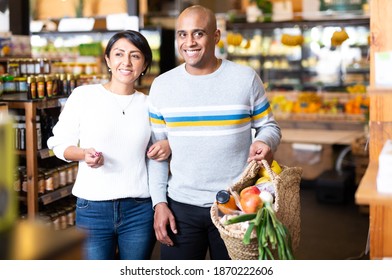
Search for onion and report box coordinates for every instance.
[259,190,273,204]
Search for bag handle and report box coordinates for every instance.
[242,160,279,181]
[260,159,278,181]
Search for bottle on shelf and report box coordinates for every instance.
[36,76,46,99]
[27,76,37,99]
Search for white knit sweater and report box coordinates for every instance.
[47,84,151,201]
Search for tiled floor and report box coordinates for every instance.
[151,181,370,260]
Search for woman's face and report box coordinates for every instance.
[105,38,146,86]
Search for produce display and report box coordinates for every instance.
[331,29,349,47]
[269,89,369,121]
[281,34,304,46]
[216,160,295,260]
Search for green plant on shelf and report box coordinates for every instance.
[75,0,84,18]
[250,0,273,22]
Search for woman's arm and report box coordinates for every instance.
[64,146,104,168]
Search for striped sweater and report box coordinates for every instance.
[148,59,281,207]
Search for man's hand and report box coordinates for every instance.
[248,140,273,166]
[154,202,177,247]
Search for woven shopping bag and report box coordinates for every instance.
[210,160,302,260]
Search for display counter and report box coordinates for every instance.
[355,162,392,259]
[275,128,364,180]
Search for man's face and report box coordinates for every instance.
[176,11,219,74]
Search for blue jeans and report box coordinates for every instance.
[76,197,155,260]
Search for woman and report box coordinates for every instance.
[47,30,170,260]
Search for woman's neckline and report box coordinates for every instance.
[103,83,135,96]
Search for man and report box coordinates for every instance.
[148,5,281,260]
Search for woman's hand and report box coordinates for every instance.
[84,148,104,168]
[147,140,171,161]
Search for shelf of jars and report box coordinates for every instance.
[29,25,176,88]
[0,76,77,219]
[11,102,78,225]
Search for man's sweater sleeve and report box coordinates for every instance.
[147,157,169,207]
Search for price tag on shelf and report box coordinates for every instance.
[106,14,139,31]
[30,20,44,33]
[375,51,392,87]
[58,18,95,32]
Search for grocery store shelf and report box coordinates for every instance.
[277,117,366,131]
[281,128,365,145]
[38,185,73,205]
[38,149,55,159]
[227,17,369,30]
[0,93,67,110]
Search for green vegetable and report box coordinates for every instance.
[223,213,256,225]
[225,200,294,260]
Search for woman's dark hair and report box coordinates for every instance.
[104,30,153,76]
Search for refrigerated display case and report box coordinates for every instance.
[225,17,370,92]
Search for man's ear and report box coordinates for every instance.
[214,29,221,44]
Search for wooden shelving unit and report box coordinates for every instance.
[355,0,392,260]
[0,93,70,219]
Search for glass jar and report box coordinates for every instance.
[66,164,74,185]
[66,205,76,226]
[52,74,59,96]
[26,59,35,75]
[3,74,16,93]
[36,76,45,99]
[35,58,42,74]
[37,170,45,194]
[57,165,67,187]
[19,59,27,76]
[15,77,28,93]
[27,76,37,99]
[60,73,67,96]
[67,73,76,95]
[57,209,68,230]
[45,75,53,98]
[44,169,55,192]
[43,58,50,74]
[48,210,60,231]
[7,61,20,77]
[71,162,78,181]
[52,168,59,190]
